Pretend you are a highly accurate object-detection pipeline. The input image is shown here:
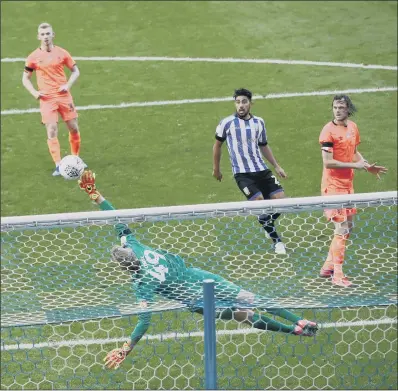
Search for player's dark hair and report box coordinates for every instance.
[234,88,252,101]
[332,95,357,117]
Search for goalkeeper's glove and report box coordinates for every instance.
[104,342,133,369]
[78,170,101,201]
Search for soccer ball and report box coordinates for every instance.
[58,155,85,180]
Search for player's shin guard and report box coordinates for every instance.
[258,213,282,244]
[69,131,81,156]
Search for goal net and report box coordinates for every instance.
[1,191,397,390]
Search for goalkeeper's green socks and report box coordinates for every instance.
[251,313,294,333]
[216,309,294,333]
[266,308,301,324]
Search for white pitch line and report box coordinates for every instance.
[2,317,396,351]
[1,56,397,71]
[1,86,397,116]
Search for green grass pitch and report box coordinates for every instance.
[1,1,397,389]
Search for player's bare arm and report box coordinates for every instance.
[22,71,42,99]
[353,148,388,179]
[352,148,367,163]
[212,139,223,181]
[322,150,366,170]
[364,162,388,179]
[259,145,287,178]
[59,65,80,93]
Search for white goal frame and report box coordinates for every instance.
[2,191,396,227]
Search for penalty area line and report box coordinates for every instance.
[1,86,397,116]
[1,56,397,71]
[2,317,396,351]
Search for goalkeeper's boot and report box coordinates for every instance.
[331,275,353,287]
[52,166,61,176]
[320,268,334,278]
[297,320,318,336]
[274,242,287,255]
[292,325,304,336]
[292,325,316,337]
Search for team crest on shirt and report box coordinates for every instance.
[346,130,353,139]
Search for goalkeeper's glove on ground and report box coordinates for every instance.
[78,170,101,201]
[104,342,133,369]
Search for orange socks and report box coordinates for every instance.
[47,132,81,166]
[69,131,81,155]
[47,138,61,165]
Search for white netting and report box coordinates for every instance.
[1,192,397,389]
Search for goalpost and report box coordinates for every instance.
[1,191,397,390]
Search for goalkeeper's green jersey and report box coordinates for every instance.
[100,199,241,344]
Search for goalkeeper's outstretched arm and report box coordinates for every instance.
[78,170,153,368]
[103,311,152,369]
[78,170,115,209]
[78,170,135,240]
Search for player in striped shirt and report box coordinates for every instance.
[77,170,318,369]
[213,88,288,254]
[319,95,387,287]
[22,23,85,176]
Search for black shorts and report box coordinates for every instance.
[234,170,284,200]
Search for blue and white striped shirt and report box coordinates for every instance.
[215,113,269,175]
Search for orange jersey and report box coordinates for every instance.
[25,46,76,96]
[319,120,360,191]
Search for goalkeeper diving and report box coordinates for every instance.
[78,170,318,369]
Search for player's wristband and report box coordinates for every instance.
[116,226,133,238]
[121,342,133,354]
[88,190,101,201]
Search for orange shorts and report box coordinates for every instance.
[322,187,357,223]
[40,93,78,124]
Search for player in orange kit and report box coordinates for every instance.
[22,22,86,176]
[319,95,387,287]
